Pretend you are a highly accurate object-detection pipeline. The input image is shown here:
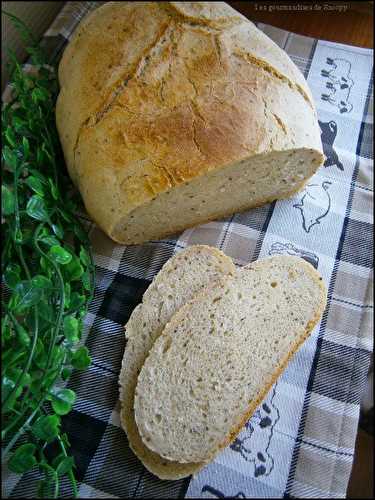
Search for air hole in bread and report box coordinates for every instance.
[155,413,162,423]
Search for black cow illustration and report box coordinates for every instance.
[321,57,354,113]
[201,485,246,498]
[318,120,344,171]
[229,384,280,477]
[293,181,332,233]
[269,242,319,269]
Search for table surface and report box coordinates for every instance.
[228,1,374,49]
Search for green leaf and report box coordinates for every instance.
[2,376,16,403]
[31,414,60,443]
[51,345,65,366]
[64,316,79,343]
[56,456,75,476]
[48,178,59,200]
[15,322,30,347]
[48,245,72,265]
[26,195,49,222]
[71,346,91,370]
[2,185,15,215]
[8,443,37,473]
[4,263,21,289]
[40,235,60,247]
[38,301,53,324]
[69,292,85,311]
[31,87,49,102]
[52,223,64,239]
[12,115,26,132]
[82,269,92,291]
[51,389,76,415]
[40,256,53,276]
[61,367,72,381]
[14,280,43,309]
[31,274,53,289]
[79,246,90,266]
[2,145,19,171]
[22,136,30,160]
[42,368,60,392]
[73,223,88,242]
[25,175,45,196]
[5,368,31,394]
[64,256,84,281]
[5,126,17,147]
[64,282,71,309]
[14,228,23,244]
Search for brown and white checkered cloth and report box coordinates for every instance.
[3,2,373,498]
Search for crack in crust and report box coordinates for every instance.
[159,2,244,30]
[234,50,313,109]
[70,5,312,170]
[72,20,174,160]
[272,112,288,135]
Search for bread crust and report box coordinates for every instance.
[56,2,323,244]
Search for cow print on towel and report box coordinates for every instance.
[269,242,319,269]
[293,181,332,233]
[230,384,280,477]
[318,120,344,171]
[201,485,246,498]
[321,57,354,113]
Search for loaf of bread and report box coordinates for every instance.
[56,2,324,245]
[134,255,327,464]
[119,245,235,478]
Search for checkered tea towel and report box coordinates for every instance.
[2,2,373,498]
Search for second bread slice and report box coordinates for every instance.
[119,245,236,479]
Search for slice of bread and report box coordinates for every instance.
[134,255,327,464]
[119,245,236,479]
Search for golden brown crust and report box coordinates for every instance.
[56,2,323,244]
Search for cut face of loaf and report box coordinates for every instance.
[111,148,322,244]
[56,1,324,245]
[134,255,327,464]
[119,245,236,479]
